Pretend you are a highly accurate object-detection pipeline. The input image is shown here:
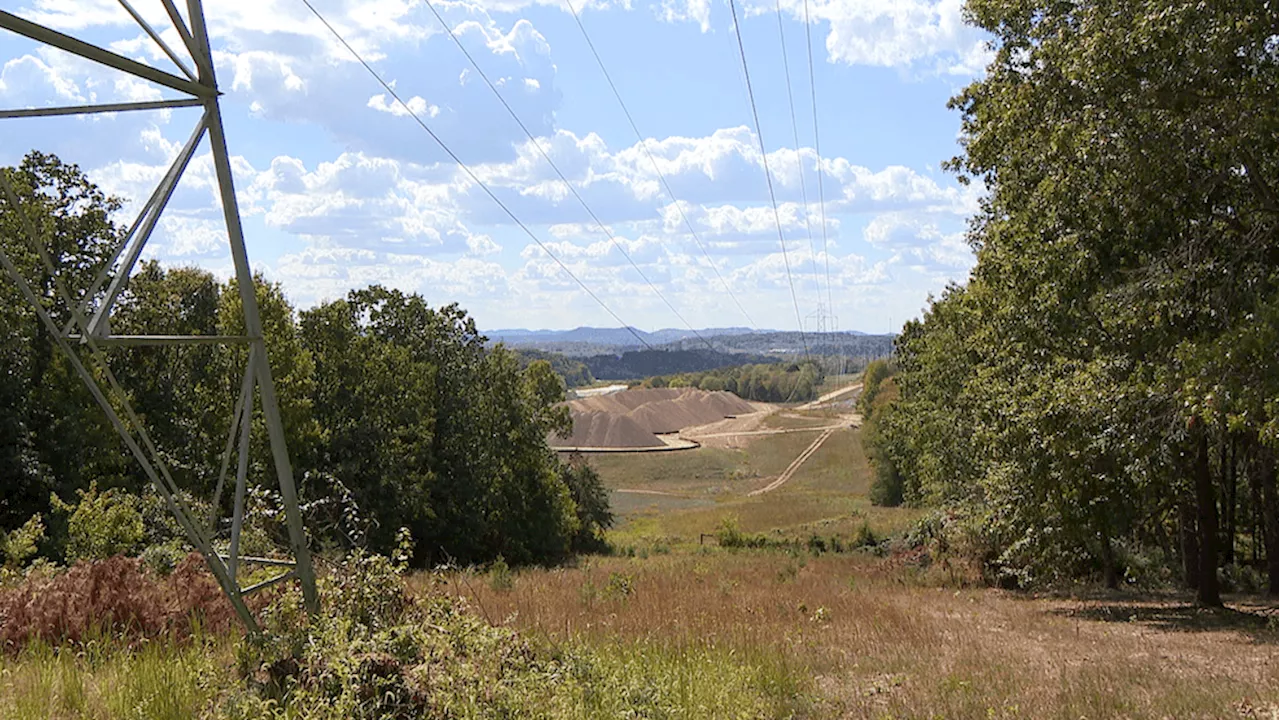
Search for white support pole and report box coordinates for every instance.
[115,0,197,81]
[0,99,203,119]
[186,0,319,613]
[0,11,210,98]
[88,113,208,336]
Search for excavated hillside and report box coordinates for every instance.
[550,387,759,449]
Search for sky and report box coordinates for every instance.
[0,0,990,334]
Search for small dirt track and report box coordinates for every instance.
[747,427,836,497]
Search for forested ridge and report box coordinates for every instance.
[864,0,1278,601]
[0,153,611,569]
[634,361,826,403]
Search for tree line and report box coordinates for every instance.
[0,152,612,569]
[636,361,825,403]
[863,0,1277,602]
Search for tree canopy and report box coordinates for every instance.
[871,0,1277,600]
[0,152,611,568]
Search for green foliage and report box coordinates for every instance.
[512,348,595,388]
[640,360,825,403]
[857,359,893,415]
[1,514,45,569]
[487,555,514,592]
[51,482,145,563]
[714,516,767,549]
[876,0,1278,591]
[560,455,614,552]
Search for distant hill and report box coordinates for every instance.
[484,327,885,357]
[485,326,758,348]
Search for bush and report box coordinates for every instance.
[715,517,767,549]
[0,553,245,651]
[869,463,905,507]
[560,456,614,553]
[488,555,514,592]
[1,513,45,570]
[51,482,145,563]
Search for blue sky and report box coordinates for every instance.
[0,0,990,334]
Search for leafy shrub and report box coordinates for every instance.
[0,553,245,651]
[869,461,905,507]
[604,572,634,600]
[854,521,880,549]
[488,555,514,592]
[560,456,614,553]
[50,482,145,563]
[1,513,45,570]
[715,516,767,549]
[231,552,564,720]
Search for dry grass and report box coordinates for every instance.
[598,426,924,548]
[424,552,1279,719]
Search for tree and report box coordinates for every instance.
[875,0,1277,596]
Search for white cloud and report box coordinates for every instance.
[367,93,442,118]
[863,211,974,274]
[657,0,991,76]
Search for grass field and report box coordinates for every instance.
[3,414,1276,719]
[437,552,1278,719]
[591,424,921,549]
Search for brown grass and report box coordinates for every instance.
[423,552,1279,719]
[0,554,257,652]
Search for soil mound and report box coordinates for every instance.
[552,387,758,448]
[550,410,665,449]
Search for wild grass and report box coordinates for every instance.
[600,426,923,549]
[430,551,1278,720]
[0,633,229,720]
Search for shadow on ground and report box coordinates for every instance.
[1050,599,1278,644]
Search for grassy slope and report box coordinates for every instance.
[446,553,1278,720]
[3,419,1276,719]
[593,425,923,547]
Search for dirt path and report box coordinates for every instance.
[747,427,836,496]
[796,382,862,411]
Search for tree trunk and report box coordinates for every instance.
[1099,527,1118,590]
[1194,426,1222,607]
[1180,499,1199,590]
[1224,437,1237,565]
[1252,448,1262,565]
[1260,444,1278,596]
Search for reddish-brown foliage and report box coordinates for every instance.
[0,553,251,652]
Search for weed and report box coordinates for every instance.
[488,555,514,592]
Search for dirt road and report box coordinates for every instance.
[747,427,837,496]
[796,382,862,411]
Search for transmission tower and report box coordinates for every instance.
[0,1,318,632]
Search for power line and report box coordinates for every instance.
[803,0,835,334]
[297,0,652,350]
[773,0,823,321]
[727,0,810,359]
[419,0,716,353]
[561,0,759,332]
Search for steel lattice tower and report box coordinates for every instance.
[0,0,318,632]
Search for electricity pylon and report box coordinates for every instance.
[0,1,317,632]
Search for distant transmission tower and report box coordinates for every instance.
[0,1,318,632]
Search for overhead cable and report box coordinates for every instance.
[298,0,653,349]
[773,0,823,317]
[562,0,759,333]
[727,0,810,358]
[419,0,717,353]
[803,0,835,331]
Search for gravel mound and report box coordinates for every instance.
[550,409,666,449]
[551,387,757,448]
